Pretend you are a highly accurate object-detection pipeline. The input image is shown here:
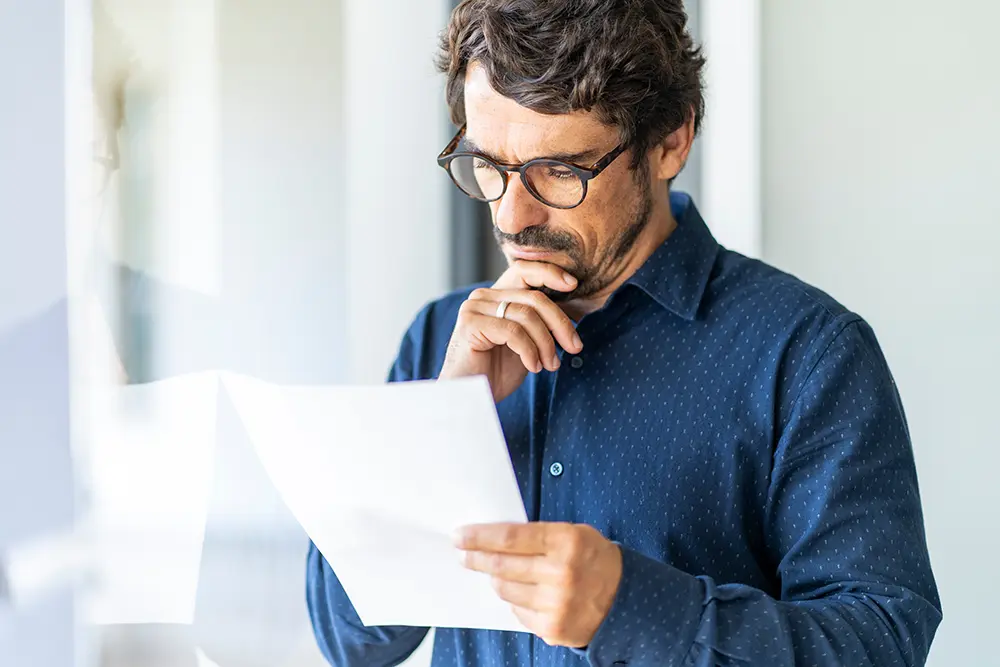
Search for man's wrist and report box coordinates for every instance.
[584,547,705,667]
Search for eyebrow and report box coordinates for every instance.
[462,136,603,167]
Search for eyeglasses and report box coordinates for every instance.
[436,125,627,210]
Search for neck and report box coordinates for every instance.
[562,194,678,321]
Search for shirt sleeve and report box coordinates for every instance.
[306,542,428,667]
[583,318,942,667]
[305,306,434,666]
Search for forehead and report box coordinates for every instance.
[463,64,615,162]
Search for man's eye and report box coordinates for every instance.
[473,159,494,171]
[547,167,575,180]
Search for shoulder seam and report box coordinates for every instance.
[786,313,865,411]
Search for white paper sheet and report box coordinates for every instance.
[83,372,218,625]
[221,373,529,632]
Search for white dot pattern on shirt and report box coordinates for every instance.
[308,194,940,667]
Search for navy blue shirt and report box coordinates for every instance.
[307,193,941,667]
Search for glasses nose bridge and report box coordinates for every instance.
[499,162,524,185]
[497,163,539,204]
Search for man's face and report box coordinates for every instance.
[463,65,654,302]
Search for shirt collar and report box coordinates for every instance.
[624,191,720,321]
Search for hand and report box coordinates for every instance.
[455,522,623,648]
[439,261,584,402]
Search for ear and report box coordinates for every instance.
[649,113,696,182]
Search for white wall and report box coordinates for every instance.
[0,0,77,665]
[762,3,1000,665]
[0,0,72,334]
[701,0,761,258]
[343,1,451,384]
[215,0,346,385]
[125,0,452,387]
[99,0,349,384]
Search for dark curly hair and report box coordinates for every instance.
[437,0,706,171]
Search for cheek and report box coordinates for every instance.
[569,192,628,249]
[583,170,645,228]
[549,211,601,258]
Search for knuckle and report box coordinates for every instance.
[526,290,549,309]
[502,319,523,338]
[457,299,478,318]
[512,323,536,346]
[563,526,585,554]
[539,336,558,356]
[526,305,548,326]
[489,552,507,574]
[556,589,576,615]
[554,563,577,587]
[469,288,492,302]
[561,535,590,571]
[500,526,519,551]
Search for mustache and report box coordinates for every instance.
[493,225,577,253]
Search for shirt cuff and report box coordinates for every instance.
[583,546,706,667]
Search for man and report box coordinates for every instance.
[307,1,941,665]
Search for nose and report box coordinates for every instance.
[492,172,548,236]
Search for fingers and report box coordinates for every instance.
[462,298,561,371]
[458,523,620,650]
[461,551,552,584]
[494,260,578,293]
[452,275,584,379]
[500,302,562,370]
[490,578,538,609]
[471,288,582,356]
[505,289,582,355]
[456,305,546,373]
[454,522,553,555]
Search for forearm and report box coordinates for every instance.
[584,547,941,667]
[306,542,428,667]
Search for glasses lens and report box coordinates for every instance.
[449,156,505,201]
[524,161,585,208]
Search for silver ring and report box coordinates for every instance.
[495,300,511,320]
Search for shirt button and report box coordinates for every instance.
[569,356,584,369]
[549,462,564,477]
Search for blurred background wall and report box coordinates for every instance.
[215,0,346,384]
[0,1,76,665]
[762,3,1000,664]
